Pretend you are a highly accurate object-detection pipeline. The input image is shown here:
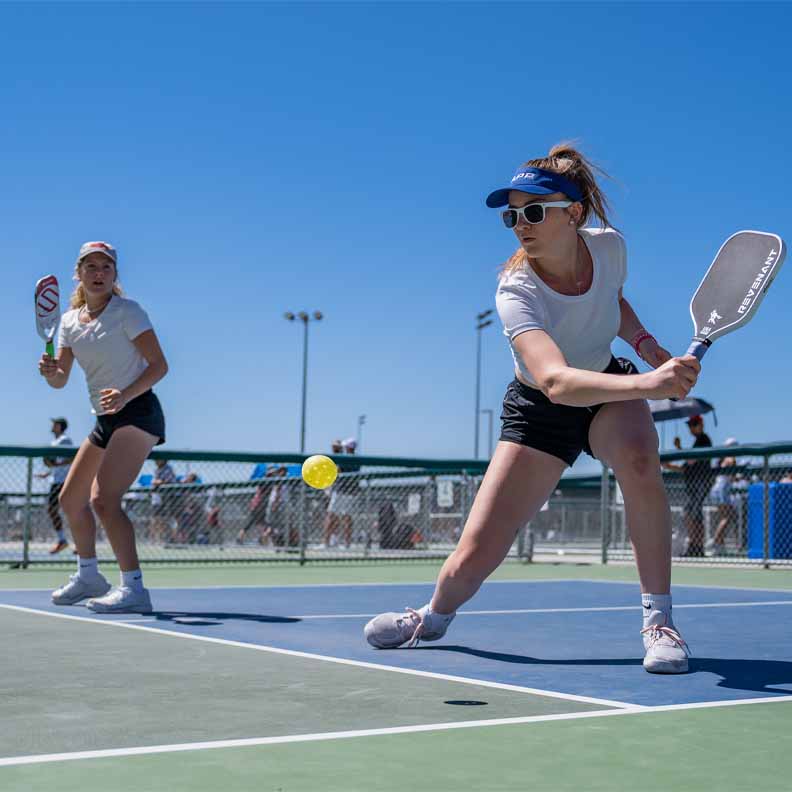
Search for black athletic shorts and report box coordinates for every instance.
[500,356,639,467]
[89,390,166,449]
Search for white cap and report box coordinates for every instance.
[724,437,738,446]
[76,241,117,265]
[342,438,357,450]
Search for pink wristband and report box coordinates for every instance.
[631,331,656,359]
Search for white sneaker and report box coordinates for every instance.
[642,610,690,674]
[364,606,450,649]
[86,586,153,614]
[52,574,111,606]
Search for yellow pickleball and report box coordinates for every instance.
[301,454,338,490]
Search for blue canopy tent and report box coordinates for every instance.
[250,463,302,480]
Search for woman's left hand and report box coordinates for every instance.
[638,339,673,370]
[99,388,127,414]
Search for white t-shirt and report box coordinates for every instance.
[495,227,627,387]
[50,434,73,485]
[58,295,153,415]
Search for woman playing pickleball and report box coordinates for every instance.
[365,144,700,673]
[39,241,168,613]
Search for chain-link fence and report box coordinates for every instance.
[0,447,494,566]
[3,442,791,567]
[603,442,792,566]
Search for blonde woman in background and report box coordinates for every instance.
[365,144,700,674]
[38,241,168,613]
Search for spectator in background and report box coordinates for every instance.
[237,466,277,546]
[267,466,297,548]
[176,472,203,544]
[36,417,73,554]
[150,458,177,543]
[205,485,222,544]
[708,437,739,556]
[323,438,362,548]
[321,439,347,548]
[663,415,713,557]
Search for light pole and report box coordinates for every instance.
[284,310,323,453]
[357,414,366,452]
[475,310,494,458]
[480,408,494,458]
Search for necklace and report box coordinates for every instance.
[82,297,111,320]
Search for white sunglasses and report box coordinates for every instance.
[501,200,573,228]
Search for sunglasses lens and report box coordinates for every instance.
[523,204,544,223]
[502,210,518,229]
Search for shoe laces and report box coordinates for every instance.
[100,586,131,604]
[401,607,425,648]
[640,622,690,657]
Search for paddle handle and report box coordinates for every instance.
[45,340,54,357]
[686,339,710,361]
[670,339,710,401]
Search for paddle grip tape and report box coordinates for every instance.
[686,339,710,361]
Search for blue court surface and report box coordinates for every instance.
[3,579,791,708]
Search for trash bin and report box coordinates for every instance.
[747,482,792,559]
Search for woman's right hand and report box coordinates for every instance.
[641,355,700,400]
[38,353,58,380]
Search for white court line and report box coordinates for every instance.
[0,604,632,709]
[295,600,792,619]
[2,695,791,768]
[578,579,792,593]
[3,577,792,594]
[0,580,570,594]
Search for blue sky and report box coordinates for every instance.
[3,1,791,472]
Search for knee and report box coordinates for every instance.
[59,489,85,519]
[90,491,121,517]
[613,438,660,481]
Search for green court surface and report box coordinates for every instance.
[4,700,791,791]
[1,606,606,758]
[3,561,792,791]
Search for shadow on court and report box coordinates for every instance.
[415,645,642,668]
[415,646,792,694]
[149,611,301,625]
[690,658,792,694]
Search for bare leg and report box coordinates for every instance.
[713,504,733,545]
[341,515,353,546]
[589,400,670,594]
[324,513,339,545]
[90,426,157,572]
[59,439,105,558]
[430,441,565,614]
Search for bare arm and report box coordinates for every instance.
[512,329,700,407]
[617,290,672,369]
[38,347,74,389]
[99,329,169,414]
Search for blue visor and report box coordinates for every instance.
[486,166,583,207]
